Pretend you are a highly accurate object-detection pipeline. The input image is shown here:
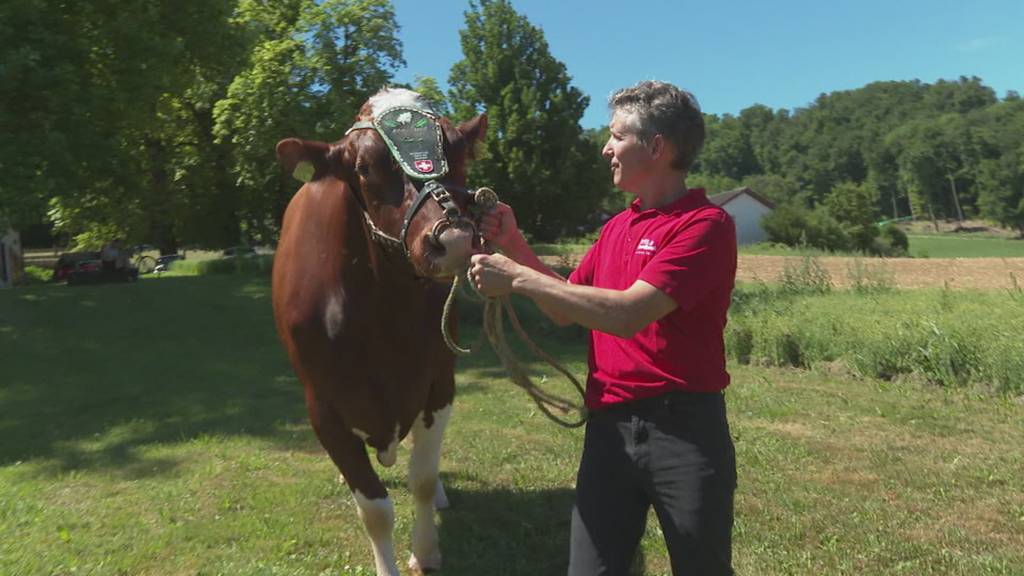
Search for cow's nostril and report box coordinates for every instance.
[427,231,445,250]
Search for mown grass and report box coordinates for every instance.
[1,276,1022,575]
[908,235,1024,258]
[738,235,1024,259]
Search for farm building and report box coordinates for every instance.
[708,187,775,245]
[0,227,23,288]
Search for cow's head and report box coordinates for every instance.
[276,88,488,280]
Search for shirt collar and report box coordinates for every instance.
[629,188,707,216]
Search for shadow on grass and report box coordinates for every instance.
[0,275,305,475]
[439,482,576,576]
[0,275,587,480]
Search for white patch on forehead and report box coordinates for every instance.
[369,88,434,117]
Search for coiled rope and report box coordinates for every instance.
[440,265,588,428]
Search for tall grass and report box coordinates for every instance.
[727,281,1024,393]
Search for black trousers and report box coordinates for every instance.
[568,391,736,576]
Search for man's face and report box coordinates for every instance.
[602,111,655,193]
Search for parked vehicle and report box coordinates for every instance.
[52,251,100,283]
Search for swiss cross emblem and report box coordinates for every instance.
[414,160,434,173]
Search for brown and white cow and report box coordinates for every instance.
[272,88,487,575]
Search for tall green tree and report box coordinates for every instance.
[824,181,880,252]
[974,100,1024,235]
[1,0,242,250]
[214,0,404,243]
[448,0,611,241]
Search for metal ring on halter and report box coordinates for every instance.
[430,216,477,247]
[473,187,499,212]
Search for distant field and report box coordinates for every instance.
[908,234,1024,258]
[739,235,1024,259]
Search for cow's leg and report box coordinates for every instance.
[406,403,452,574]
[433,477,449,510]
[309,399,399,576]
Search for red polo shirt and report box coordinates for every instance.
[568,188,737,409]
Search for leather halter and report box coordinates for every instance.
[344,109,468,258]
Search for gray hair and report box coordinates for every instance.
[609,81,705,172]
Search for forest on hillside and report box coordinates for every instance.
[2,0,1022,252]
[687,77,1024,251]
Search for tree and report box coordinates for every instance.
[0,0,243,250]
[697,114,759,180]
[448,0,611,241]
[411,75,451,118]
[214,0,404,243]
[824,181,880,252]
[974,101,1024,235]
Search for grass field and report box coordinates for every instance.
[908,235,1024,258]
[2,275,1022,575]
[738,236,1024,259]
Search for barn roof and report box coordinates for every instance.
[707,187,775,209]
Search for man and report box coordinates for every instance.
[469,80,737,575]
[100,239,121,273]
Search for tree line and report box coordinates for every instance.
[2,0,1022,254]
[688,77,1024,252]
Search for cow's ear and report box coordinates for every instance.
[276,138,331,182]
[457,114,488,160]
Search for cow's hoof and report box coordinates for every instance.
[408,553,441,574]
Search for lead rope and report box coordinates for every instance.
[440,189,587,428]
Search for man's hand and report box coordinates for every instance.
[478,202,521,253]
[468,253,523,298]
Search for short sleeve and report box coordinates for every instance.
[637,213,736,312]
[568,242,598,286]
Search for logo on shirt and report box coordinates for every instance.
[636,238,657,255]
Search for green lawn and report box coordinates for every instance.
[908,234,1024,258]
[1,276,1022,575]
[735,234,1024,259]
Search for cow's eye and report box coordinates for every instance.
[356,162,370,176]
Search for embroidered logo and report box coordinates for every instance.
[636,238,657,255]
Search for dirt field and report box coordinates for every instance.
[542,254,1024,290]
[736,255,1024,290]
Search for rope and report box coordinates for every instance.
[441,269,588,428]
[440,272,482,355]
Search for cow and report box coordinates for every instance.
[271,88,487,576]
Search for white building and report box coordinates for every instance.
[708,187,775,245]
[1,228,22,288]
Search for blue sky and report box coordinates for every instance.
[390,0,1023,129]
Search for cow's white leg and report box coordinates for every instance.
[433,477,449,510]
[406,404,451,573]
[353,490,400,576]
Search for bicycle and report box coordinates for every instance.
[129,245,157,275]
